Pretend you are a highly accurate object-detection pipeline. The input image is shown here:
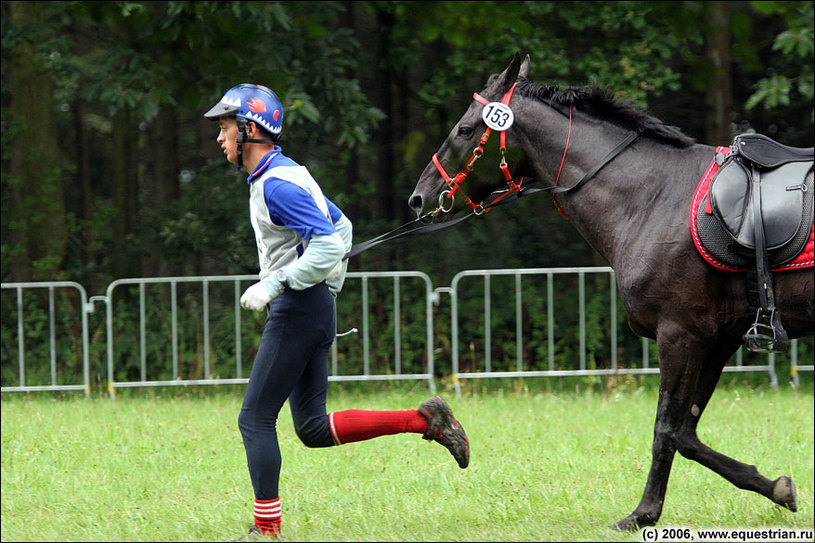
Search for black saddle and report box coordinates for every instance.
[699,133,813,353]
[710,148,812,255]
[732,133,814,168]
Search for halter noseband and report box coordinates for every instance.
[432,82,524,215]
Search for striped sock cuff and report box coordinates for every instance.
[329,412,342,445]
[254,497,281,535]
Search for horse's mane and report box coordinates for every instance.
[515,77,695,148]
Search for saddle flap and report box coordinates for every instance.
[708,159,751,242]
[760,162,812,247]
[709,158,811,249]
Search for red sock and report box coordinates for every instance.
[329,409,428,445]
[254,497,281,536]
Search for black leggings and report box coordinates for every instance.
[238,282,337,500]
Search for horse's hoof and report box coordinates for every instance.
[772,476,798,512]
[611,515,640,533]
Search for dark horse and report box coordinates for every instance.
[408,53,814,531]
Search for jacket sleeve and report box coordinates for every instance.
[325,213,352,295]
[280,229,346,291]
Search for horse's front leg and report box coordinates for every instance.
[613,324,702,532]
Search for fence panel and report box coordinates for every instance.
[1,282,90,394]
[2,269,811,397]
[447,267,809,390]
[100,272,434,398]
[331,271,435,389]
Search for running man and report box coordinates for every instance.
[203,83,469,539]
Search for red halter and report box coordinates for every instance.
[431,82,523,215]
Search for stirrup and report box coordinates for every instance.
[743,308,789,353]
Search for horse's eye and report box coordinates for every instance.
[457,126,474,138]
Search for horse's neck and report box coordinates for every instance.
[524,117,710,266]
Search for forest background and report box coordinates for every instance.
[2,0,813,289]
[2,2,814,388]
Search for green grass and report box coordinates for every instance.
[1,375,813,542]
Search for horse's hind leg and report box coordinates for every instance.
[614,335,798,532]
[675,343,798,512]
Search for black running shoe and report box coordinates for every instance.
[233,525,261,542]
[418,395,470,468]
[233,525,283,541]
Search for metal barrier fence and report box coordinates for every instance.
[443,267,812,391]
[98,271,434,397]
[99,275,258,398]
[2,268,812,397]
[331,271,436,389]
[1,281,91,394]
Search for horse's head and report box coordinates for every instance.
[408,52,531,222]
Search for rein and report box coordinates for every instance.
[344,81,642,260]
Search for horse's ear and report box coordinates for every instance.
[498,52,522,94]
[519,54,530,78]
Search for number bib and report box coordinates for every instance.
[481,102,514,131]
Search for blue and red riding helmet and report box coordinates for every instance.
[204,83,283,138]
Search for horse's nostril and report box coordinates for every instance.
[408,194,424,213]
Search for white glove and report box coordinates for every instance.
[240,279,285,311]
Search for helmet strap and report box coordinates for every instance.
[236,118,275,169]
[236,118,247,168]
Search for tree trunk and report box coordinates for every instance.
[142,106,179,276]
[374,4,396,221]
[111,109,139,279]
[8,1,66,281]
[340,1,361,221]
[73,100,97,287]
[704,1,732,145]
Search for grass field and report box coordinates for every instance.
[1,374,813,542]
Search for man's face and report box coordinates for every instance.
[216,117,239,164]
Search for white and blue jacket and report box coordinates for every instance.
[247,148,352,294]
